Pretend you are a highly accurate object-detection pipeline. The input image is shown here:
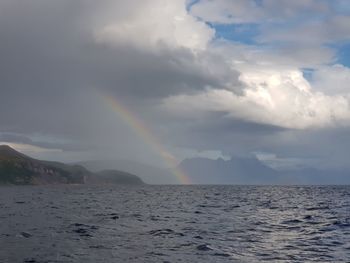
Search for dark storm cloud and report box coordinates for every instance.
[0,0,237,140]
[85,44,226,98]
[0,0,228,99]
[154,110,287,156]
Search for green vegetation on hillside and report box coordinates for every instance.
[0,161,34,184]
[0,145,144,185]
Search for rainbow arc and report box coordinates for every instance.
[102,94,191,184]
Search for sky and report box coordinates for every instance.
[1,0,350,181]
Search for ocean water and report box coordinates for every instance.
[1,185,350,262]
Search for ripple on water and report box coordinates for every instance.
[0,185,349,262]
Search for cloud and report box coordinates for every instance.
[190,0,264,24]
[0,133,91,151]
[1,0,350,177]
[191,0,348,68]
[0,1,217,130]
[312,64,350,95]
[190,0,330,24]
[258,15,350,45]
[0,0,231,166]
[162,67,350,129]
[95,0,214,51]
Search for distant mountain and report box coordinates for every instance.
[4,145,347,185]
[78,160,177,184]
[0,145,144,185]
[179,156,350,185]
[179,157,281,184]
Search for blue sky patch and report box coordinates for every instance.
[336,43,350,67]
[209,23,260,45]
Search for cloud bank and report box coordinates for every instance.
[1,0,350,181]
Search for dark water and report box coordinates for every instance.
[1,185,350,262]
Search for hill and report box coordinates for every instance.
[0,145,90,185]
[78,159,177,184]
[0,145,144,185]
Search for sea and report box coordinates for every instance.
[0,185,350,262]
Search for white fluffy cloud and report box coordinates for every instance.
[95,0,214,50]
[312,64,350,95]
[163,68,350,129]
[190,0,348,68]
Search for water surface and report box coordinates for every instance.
[1,185,350,262]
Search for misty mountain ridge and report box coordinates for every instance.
[179,156,280,184]
[78,159,178,184]
[0,145,144,185]
[78,156,350,185]
[1,145,349,185]
[179,156,350,185]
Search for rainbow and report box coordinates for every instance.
[102,94,191,184]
